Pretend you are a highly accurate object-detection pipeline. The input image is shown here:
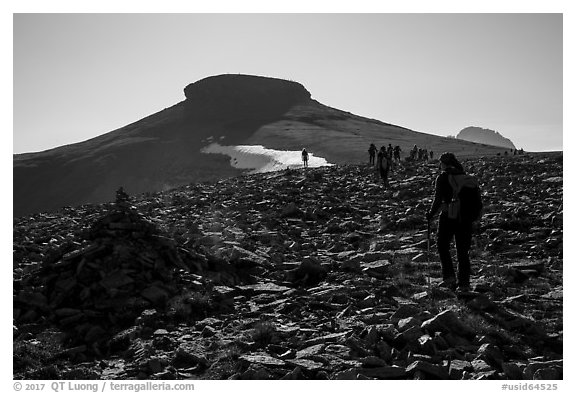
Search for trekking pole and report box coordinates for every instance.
[427,218,431,262]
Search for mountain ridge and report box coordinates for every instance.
[14,74,512,217]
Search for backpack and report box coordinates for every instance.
[447,174,483,222]
[380,156,390,171]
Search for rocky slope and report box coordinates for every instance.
[14,74,511,217]
[13,152,562,380]
[457,126,517,150]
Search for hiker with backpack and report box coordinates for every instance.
[393,145,401,163]
[302,148,309,167]
[425,152,483,292]
[368,143,377,165]
[410,144,418,161]
[377,146,391,188]
[387,144,394,161]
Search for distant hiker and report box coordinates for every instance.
[430,150,434,160]
[116,187,130,203]
[368,143,377,165]
[418,148,426,161]
[387,144,394,160]
[411,145,418,160]
[377,147,391,187]
[302,148,309,167]
[393,145,401,162]
[425,152,483,292]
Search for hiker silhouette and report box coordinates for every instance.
[377,147,391,188]
[425,152,481,292]
[410,144,418,160]
[116,187,130,203]
[368,143,377,165]
[393,145,401,162]
[301,148,309,167]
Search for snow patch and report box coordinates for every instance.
[201,143,333,173]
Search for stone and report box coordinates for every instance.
[523,360,563,380]
[141,286,169,304]
[411,253,427,262]
[421,310,476,339]
[147,357,165,374]
[395,326,424,349]
[471,359,494,373]
[502,362,524,380]
[237,282,292,294]
[201,326,217,338]
[324,344,352,359]
[296,344,325,359]
[357,366,407,379]
[533,367,561,380]
[84,325,107,343]
[476,343,504,369]
[286,258,328,286]
[280,202,302,218]
[341,259,362,273]
[361,260,391,277]
[281,366,307,380]
[449,359,473,379]
[360,356,387,367]
[391,304,421,321]
[398,317,421,332]
[333,369,359,380]
[239,354,286,368]
[303,331,350,346]
[175,343,211,368]
[466,294,497,311]
[240,365,274,380]
[406,360,449,379]
[285,358,324,371]
[417,334,436,356]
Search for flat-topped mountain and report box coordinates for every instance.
[14,74,511,217]
[456,126,516,150]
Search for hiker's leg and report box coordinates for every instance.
[437,215,456,281]
[455,221,473,287]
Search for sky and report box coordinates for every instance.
[3,1,576,387]
[12,11,564,153]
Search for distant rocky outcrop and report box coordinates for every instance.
[456,126,516,149]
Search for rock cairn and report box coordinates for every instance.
[14,189,200,351]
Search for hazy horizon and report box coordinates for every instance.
[13,13,563,154]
